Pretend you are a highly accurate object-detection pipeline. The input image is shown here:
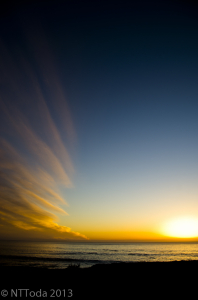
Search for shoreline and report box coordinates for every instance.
[1,260,197,298]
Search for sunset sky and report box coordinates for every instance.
[0,0,198,242]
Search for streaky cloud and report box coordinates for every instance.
[0,26,88,241]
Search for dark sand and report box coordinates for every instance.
[0,261,197,298]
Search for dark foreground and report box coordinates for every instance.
[0,261,197,299]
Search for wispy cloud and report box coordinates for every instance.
[0,26,88,241]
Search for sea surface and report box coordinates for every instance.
[1,241,198,269]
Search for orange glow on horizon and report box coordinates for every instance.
[77,221,198,242]
[79,230,170,242]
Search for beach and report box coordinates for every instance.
[1,260,197,299]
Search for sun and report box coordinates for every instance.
[162,217,198,238]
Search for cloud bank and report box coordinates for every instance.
[0,24,88,241]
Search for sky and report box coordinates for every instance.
[0,0,198,242]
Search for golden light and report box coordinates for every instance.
[162,217,198,238]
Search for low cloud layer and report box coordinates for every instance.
[0,24,88,241]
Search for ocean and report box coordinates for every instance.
[1,241,198,269]
[0,241,198,269]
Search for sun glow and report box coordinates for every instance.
[162,217,198,238]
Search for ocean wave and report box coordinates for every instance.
[44,252,99,255]
[0,254,101,263]
[128,253,150,256]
